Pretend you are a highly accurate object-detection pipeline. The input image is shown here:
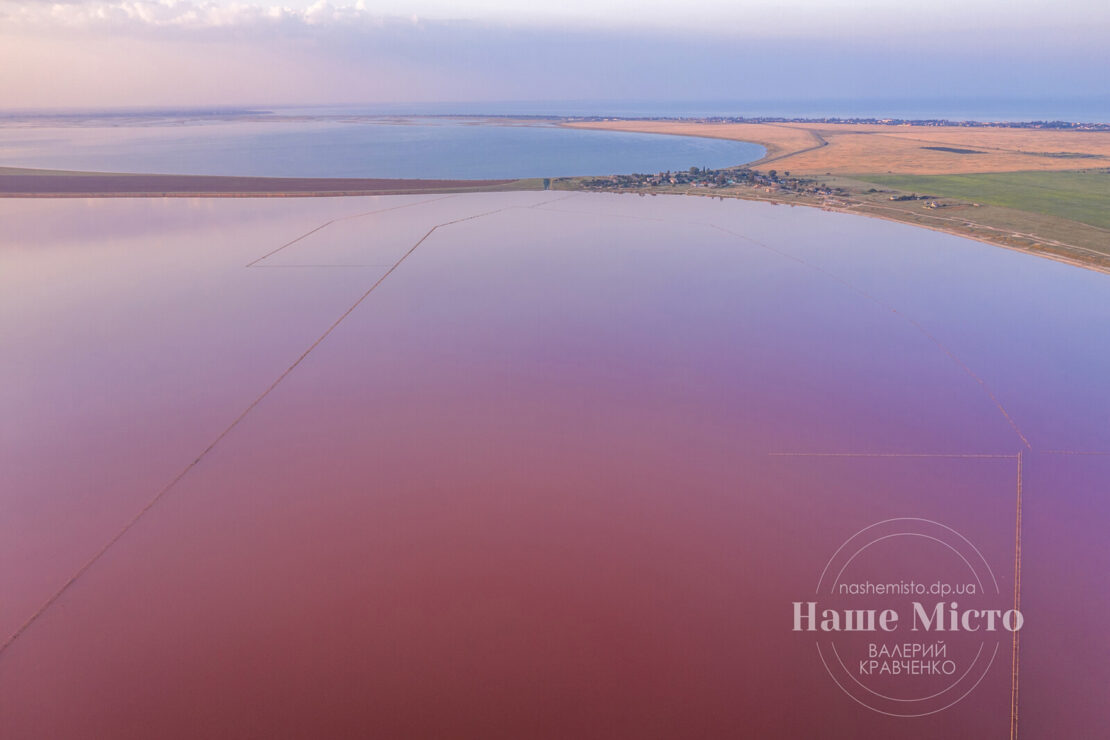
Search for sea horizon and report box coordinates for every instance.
[3,95,1110,123]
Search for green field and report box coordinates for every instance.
[854,170,1110,231]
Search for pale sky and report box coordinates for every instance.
[1,0,1107,109]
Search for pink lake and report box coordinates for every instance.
[1,192,1107,738]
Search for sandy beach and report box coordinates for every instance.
[563,120,1110,175]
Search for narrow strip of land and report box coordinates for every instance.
[0,167,533,197]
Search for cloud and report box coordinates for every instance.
[1,0,394,31]
[7,0,1106,37]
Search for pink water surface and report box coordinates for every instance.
[1,193,1107,738]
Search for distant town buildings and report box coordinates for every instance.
[570,167,846,198]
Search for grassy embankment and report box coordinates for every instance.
[849,171,1110,230]
[0,166,546,197]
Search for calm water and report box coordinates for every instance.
[0,116,763,178]
[1,194,1107,737]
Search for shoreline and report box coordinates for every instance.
[553,119,1110,274]
[802,197,1110,276]
[3,164,1106,277]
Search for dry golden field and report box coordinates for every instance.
[563,120,1110,175]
